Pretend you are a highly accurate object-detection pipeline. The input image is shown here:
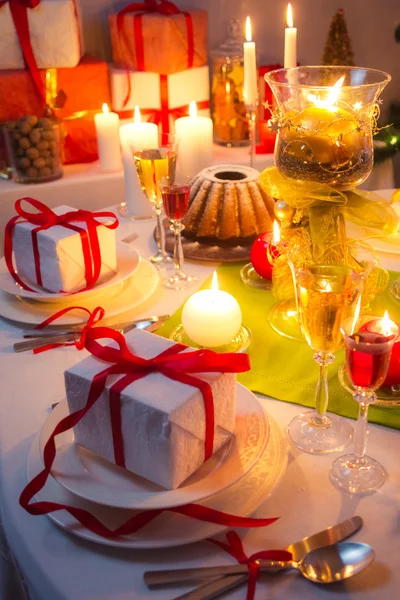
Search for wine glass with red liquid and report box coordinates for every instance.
[330,312,399,494]
[160,176,196,290]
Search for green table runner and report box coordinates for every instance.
[157,264,400,430]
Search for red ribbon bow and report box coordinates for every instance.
[32,306,105,354]
[4,198,119,293]
[0,0,46,102]
[209,531,292,600]
[116,0,194,110]
[19,326,277,540]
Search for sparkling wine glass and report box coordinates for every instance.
[130,133,179,269]
[331,313,399,493]
[159,176,196,290]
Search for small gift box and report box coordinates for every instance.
[0,0,83,70]
[65,328,237,490]
[110,65,210,133]
[109,4,207,75]
[7,202,118,293]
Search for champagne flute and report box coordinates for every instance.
[159,176,196,290]
[130,133,179,269]
[331,313,399,493]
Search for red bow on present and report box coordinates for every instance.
[4,198,119,293]
[0,0,45,103]
[19,326,271,541]
[209,531,292,600]
[116,0,194,109]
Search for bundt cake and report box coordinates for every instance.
[182,165,276,246]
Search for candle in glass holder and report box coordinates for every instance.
[94,103,122,173]
[182,272,242,347]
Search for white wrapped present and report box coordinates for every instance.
[0,0,82,70]
[110,64,210,132]
[12,204,117,293]
[65,328,237,490]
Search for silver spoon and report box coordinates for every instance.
[146,542,374,596]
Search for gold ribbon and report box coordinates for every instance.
[260,167,398,237]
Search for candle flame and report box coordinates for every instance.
[381,310,394,337]
[245,16,252,42]
[134,105,141,124]
[287,4,294,28]
[211,271,219,291]
[226,81,231,94]
[325,283,332,292]
[189,100,197,118]
[307,76,345,111]
[102,103,109,115]
[273,220,281,243]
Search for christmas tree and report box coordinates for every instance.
[322,9,355,66]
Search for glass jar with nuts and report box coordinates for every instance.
[3,116,63,183]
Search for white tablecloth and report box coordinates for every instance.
[0,192,400,600]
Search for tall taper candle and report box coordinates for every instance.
[284,4,297,68]
[174,101,213,178]
[94,103,122,172]
[243,16,257,106]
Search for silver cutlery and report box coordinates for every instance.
[14,316,169,353]
[144,515,363,593]
[170,539,372,600]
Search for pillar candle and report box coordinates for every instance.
[243,16,257,106]
[284,4,297,68]
[119,107,158,218]
[94,103,122,173]
[174,101,213,178]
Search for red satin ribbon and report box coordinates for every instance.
[19,326,269,540]
[208,531,292,600]
[0,0,46,103]
[32,306,105,354]
[116,0,195,109]
[4,198,119,293]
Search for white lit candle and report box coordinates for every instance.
[94,103,122,173]
[284,4,297,68]
[182,272,242,347]
[174,101,213,178]
[243,16,257,106]
[119,106,158,217]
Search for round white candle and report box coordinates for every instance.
[94,103,122,173]
[119,107,158,217]
[182,272,242,347]
[174,101,213,178]
[284,3,297,68]
[243,16,257,106]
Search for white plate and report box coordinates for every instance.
[39,386,269,510]
[27,414,288,549]
[0,243,140,303]
[0,258,160,326]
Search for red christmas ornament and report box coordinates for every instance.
[250,233,278,280]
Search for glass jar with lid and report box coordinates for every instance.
[211,19,250,147]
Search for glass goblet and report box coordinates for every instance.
[331,314,399,493]
[159,176,196,290]
[288,264,363,453]
[130,132,179,270]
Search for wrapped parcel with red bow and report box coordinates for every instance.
[0,0,83,70]
[65,328,250,490]
[5,200,119,293]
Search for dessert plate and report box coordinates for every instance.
[0,243,140,303]
[0,259,159,326]
[39,385,269,510]
[28,414,287,549]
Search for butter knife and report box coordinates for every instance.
[144,515,363,591]
[14,318,169,353]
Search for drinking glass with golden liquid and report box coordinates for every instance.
[288,241,377,453]
[130,133,179,269]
